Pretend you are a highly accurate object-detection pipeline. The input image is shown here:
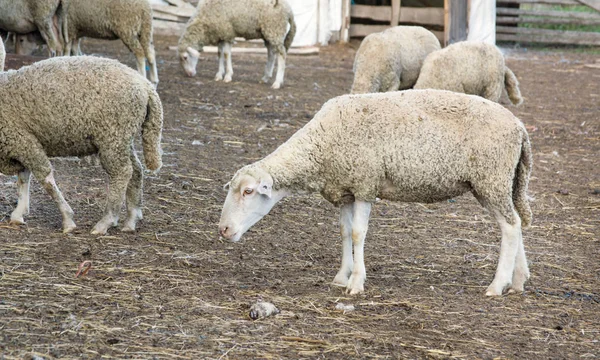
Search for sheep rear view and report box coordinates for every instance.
[414,41,523,105]
[63,0,159,86]
[219,90,532,296]
[351,26,441,94]
[0,56,163,235]
[178,0,296,89]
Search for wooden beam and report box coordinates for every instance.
[349,24,390,37]
[391,0,401,26]
[340,0,351,42]
[351,5,391,22]
[444,0,467,46]
[576,0,600,12]
[400,7,444,26]
[151,4,195,17]
[497,0,578,4]
[497,15,600,25]
[497,7,600,20]
[497,26,600,45]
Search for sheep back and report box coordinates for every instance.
[351,26,441,94]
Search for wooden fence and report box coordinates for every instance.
[496,0,600,46]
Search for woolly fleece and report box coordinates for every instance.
[230,89,532,226]
[414,41,523,105]
[63,0,158,85]
[0,56,163,232]
[351,26,441,94]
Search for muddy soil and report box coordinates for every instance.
[0,37,598,359]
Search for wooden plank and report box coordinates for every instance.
[497,0,578,4]
[351,4,391,22]
[444,0,467,45]
[399,7,444,25]
[163,0,195,9]
[497,7,600,20]
[151,4,196,17]
[576,0,600,12]
[497,26,600,45]
[152,20,187,36]
[349,24,390,37]
[497,15,600,25]
[391,0,401,26]
[340,0,351,42]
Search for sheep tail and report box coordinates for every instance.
[513,129,533,227]
[284,12,296,51]
[504,67,523,106]
[142,88,164,172]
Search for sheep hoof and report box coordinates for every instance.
[485,282,507,296]
[122,225,136,233]
[223,75,232,83]
[332,273,350,287]
[261,76,271,84]
[62,220,77,234]
[271,82,281,90]
[215,73,224,81]
[346,286,364,295]
[91,222,109,235]
[9,217,25,226]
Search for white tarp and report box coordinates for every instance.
[288,0,342,47]
[467,0,496,44]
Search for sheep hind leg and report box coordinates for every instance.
[223,42,233,83]
[91,149,133,235]
[10,170,32,225]
[36,20,60,57]
[262,42,275,83]
[486,210,521,296]
[271,45,286,89]
[145,42,159,87]
[122,37,147,79]
[508,227,529,294]
[215,42,225,81]
[332,203,355,287]
[346,201,372,295]
[122,148,143,233]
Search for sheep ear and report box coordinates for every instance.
[187,46,201,58]
[257,180,272,198]
[223,182,231,191]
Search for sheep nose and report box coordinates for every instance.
[219,226,229,238]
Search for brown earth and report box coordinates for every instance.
[0,36,599,359]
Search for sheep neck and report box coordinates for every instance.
[258,130,324,194]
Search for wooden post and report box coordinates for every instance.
[340,0,351,42]
[391,0,401,27]
[444,0,468,46]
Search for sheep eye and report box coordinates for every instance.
[244,188,253,195]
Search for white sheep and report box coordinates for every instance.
[178,0,296,89]
[0,0,67,56]
[0,37,5,71]
[351,26,441,94]
[414,41,523,105]
[219,89,533,296]
[0,56,163,235]
[57,0,158,86]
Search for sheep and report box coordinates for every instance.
[178,0,296,89]
[219,89,533,296]
[0,56,163,235]
[414,41,523,105]
[351,26,441,94]
[0,0,66,56]
[0,36,4,71]
[61,0,159,86]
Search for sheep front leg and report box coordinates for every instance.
[215,42,225,81]
[332,203,354,287]
[346,201,372,295]
[486,211,521,296]
[272,46,286,89]
[122,149,144,232]
[223,42,233,83]
[9,170,31,225]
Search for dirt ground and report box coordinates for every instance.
[0,36,599,359]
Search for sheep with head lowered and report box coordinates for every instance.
[219,89,533,296]
[0,0,67,56]
[0,56,163,235]
[414,41,523,105]
[178,0,296,89]
[351,26,441,94]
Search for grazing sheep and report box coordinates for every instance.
[0,56,163,234]
[0,37,4,71]
[219,89,533,296]
[0,0,66,56]
[414,41,523,105]
[351,26,441,94]
[178,0,296,89]
[62,0,159,86]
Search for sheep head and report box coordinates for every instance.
[219,166,287,242]
[179,46,201,77]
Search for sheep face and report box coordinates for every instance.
[180,47,201,77]
[219,168,283,242]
